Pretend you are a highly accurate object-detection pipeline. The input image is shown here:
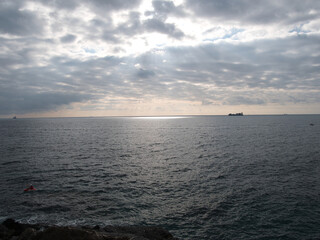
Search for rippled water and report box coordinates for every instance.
[0,115,319,239]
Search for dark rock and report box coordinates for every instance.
[93,225,100,230]
[0,219,179,240]
[33,226,102,240]
[103,226,178,240]
[19,228,37,240]
[2,218,26,236]
[0,224,11,239]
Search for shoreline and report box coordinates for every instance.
[0,219,179,240]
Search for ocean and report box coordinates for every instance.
[0,115,319,239]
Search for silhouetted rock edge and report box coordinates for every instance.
[0,218,179,240]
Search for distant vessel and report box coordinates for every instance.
[12,116,17,119]
[228,112,243,116]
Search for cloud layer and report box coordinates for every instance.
[0,0,320,116]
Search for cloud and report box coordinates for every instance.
[153,0,178,14]
[0,0,319,116]
[1,32,319,114]
[88,0,142,13]
[60,34,77,43]
[223,96,266,105]
[0,87,92,115]
[34,0,142,12]
[146,0,186,19]
[0,1,44,36]
[115,10,185,39]
[185,0,320,25]
[136,68,156,79]
[143,18,185,39]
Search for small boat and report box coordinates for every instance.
[12,116,17,119]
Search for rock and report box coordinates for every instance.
[2,218,25,236]
[0,219,179,240]
[93,225,100,230]
[19,228,37,240]
[103,226,178,240]
[0,224,11,239]
[33,226,102,240]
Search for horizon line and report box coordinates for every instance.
[2,113,320,119]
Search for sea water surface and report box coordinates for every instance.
[0,115,319,239]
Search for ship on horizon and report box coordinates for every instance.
[228,112,243,116]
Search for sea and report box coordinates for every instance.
[0,115,319,239]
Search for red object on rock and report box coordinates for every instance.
[24,185,36,192]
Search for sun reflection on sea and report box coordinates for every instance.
[131,116,190,120]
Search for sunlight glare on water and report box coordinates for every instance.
[131,116,190,120]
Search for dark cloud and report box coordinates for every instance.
[88,0,142,11]
[136,69,156,79]
[0,87,92,115]
[0,37,51,70]
[34,0,142,12]
[153,1,177,14]
[0,2,43,36]
[185,0,320,25]
[116,12,143,37]
[60,34,77,43]
[35,0,78,10]
[115,11,185,40]
[83,0,143,18]
[144,18,185,39]
[141,1,186,39]
[147,0,186,19]
[0,54,124,115]
[102,31,119,43]
[91,10,186,43]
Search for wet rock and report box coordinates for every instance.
[93,225,100,230]
[19,228,37,240]
[0,224,10,239]
[2,218,26,236]
[103,226,178,240]
[33,226,102,240]
[0,219,179,240]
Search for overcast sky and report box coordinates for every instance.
[1,0,319,117]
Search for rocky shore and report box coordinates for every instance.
[0,219,179,240]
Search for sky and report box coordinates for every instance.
[0,0,320,117]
